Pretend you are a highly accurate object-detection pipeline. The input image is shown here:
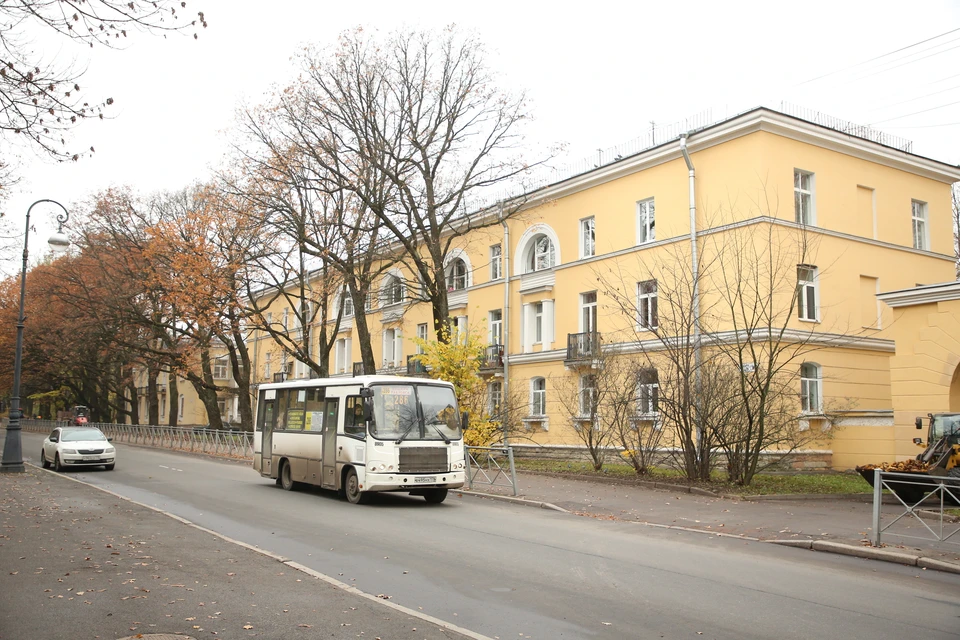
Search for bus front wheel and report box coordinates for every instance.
[279,460,297,491]
[344,467,368,505]
[423,488,448,504]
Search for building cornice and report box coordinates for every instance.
[518,108,960,208]
[877,281,960,307]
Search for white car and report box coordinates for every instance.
[40,427,116,471]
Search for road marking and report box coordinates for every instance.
[159,465,169,469]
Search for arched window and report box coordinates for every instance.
[527,235,556,273]
[531,377,547,416]
[382,275,405,306]
[447,258,468,291]
[341,290,354,318]
[800,363,822,414]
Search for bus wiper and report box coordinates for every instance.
[395,422,417,445]
[429,423,450,444]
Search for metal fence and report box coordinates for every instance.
[465,445,518,496]
[19,419,254,459]
[870,469,960,547]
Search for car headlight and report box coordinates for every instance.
[62,448,78,454]
[105,447,115,454]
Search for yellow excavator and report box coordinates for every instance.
[857,413,960,503]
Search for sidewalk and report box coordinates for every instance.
[0,468,483,640]
[461,470,960,572]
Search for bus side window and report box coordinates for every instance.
[344,396,365,437]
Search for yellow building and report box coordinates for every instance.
[130,352,241,427]
[249,107,960,469]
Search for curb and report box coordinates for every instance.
[458,489,568,512]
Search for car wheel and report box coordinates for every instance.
[104,464,115,471]
[344,467,368,504]
[53,453,64,472]
[279,460,296,491]
[40,449,50,469]
[423,488,448,504]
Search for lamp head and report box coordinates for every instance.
[48,231,70,254]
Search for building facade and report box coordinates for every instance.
[247,107,960,469]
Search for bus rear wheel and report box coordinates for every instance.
[344,467,368,504]
[423,488,448,504]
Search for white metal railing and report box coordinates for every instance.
[464,445,518,496]
[870,469,960,547]
[18,419,254,459]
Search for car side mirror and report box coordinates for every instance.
[915,417,923,429]
[107,438,113,443]
[50,437,58,443]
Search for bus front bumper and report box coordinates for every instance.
[363,471,465,492]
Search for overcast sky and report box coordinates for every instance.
[3,0,960,271]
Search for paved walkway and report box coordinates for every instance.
[461,470,960,569]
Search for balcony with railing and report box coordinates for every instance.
[565,331,601,365]
[407,354,428,376]
[479,344,504,371]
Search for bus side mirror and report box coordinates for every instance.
[915,417,923,429]
[461,412,469,432]
[359,388,373,398]
[362,398,373,424]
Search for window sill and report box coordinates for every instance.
[798,318,820,324]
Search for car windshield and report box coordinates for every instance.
[369,384,461,441]
[61,429,107,442]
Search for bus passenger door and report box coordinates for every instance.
[260,397,276,477]
[321,398,339,490]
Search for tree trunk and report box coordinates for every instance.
[168,376,179,427]
[147,364,159,426]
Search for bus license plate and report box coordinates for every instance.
[414,476,436,483]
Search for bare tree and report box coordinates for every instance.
[0,0,206,170]
[266,26,542,343]
[611,359,668,476]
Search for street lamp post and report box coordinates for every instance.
[0,199,70,474]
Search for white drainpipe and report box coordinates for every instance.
[679,133,703,459]
[501,202,510,447]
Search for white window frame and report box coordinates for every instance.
[800,362,823,414]
[580,216,596,258]
[794,169,815,226]
[580,291,597,333]
[447,258,468,291]
[487,380,503,417]
[490,244,502,280]
[416,323,428,354]
[489,309,503,345]
[636,198,655,244]
[342,291,354,318]
[528,235,556,272]
[534,302,543,343]
[636,369,659,417]
[213,357,228,380]
[912,199,929,251]
[637,280,658,330]
[797,265,819,322]
[159,393,166,419]
[531,377,546,416]
[383,275,405,306]
[382,328,402,367]
[263,352,272,379]
[178,394,185,420]
[579,374,597,417]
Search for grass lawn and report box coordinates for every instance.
[512,458,872,495]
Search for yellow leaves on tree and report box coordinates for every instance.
[411,330,501,446]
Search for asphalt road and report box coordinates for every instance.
[21,433,960,639]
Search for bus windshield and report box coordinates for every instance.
[369,383,461,441]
